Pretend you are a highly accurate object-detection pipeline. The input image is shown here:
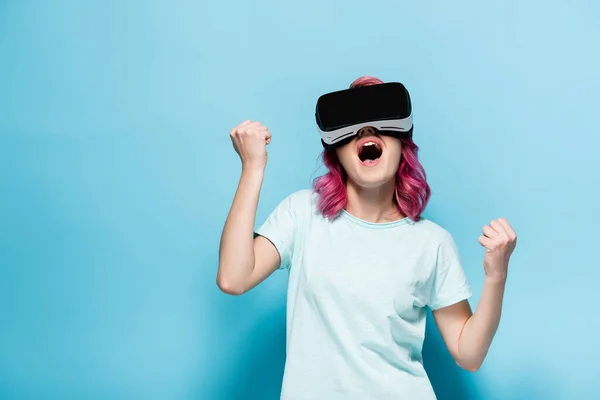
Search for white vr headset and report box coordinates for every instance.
[315,82,414,149]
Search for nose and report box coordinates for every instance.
[357,126,377,137]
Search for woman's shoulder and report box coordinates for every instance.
[275,188,319,216]
[286,188,317,202]
[410,217,456,245]
[278,188,316,208]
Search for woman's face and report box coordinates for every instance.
[335,127,402,189]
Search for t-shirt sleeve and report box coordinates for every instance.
[427,231,472,310]
[254,193,299,270]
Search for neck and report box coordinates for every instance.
[345,179,405,223]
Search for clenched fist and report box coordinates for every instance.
[478,218,517,281]
[230,120,272,170]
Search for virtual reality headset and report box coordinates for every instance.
[315,82,413,149]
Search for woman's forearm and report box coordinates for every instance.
[217,167,264,293]
[457,275,507,371]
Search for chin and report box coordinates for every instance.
[355,180,392,189]
[350,168,396,189]
[336,130,401,189]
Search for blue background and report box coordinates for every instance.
[1,1,599,399]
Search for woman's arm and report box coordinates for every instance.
[216,121,281,295]
[433,218,517,371]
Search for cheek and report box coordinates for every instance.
[390,149,402,168]
[335,146,355,168]
[384,140,402,166]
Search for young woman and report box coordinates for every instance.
[217,76,517,399]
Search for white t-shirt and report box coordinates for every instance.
[256,189,472,400]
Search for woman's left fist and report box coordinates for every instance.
[478,218,517,281]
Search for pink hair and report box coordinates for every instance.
[312,76,431,221]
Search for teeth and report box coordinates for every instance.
[362,141,379,147]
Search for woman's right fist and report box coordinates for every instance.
[229,120,272,170]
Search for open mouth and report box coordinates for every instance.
[358,141,383,164]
